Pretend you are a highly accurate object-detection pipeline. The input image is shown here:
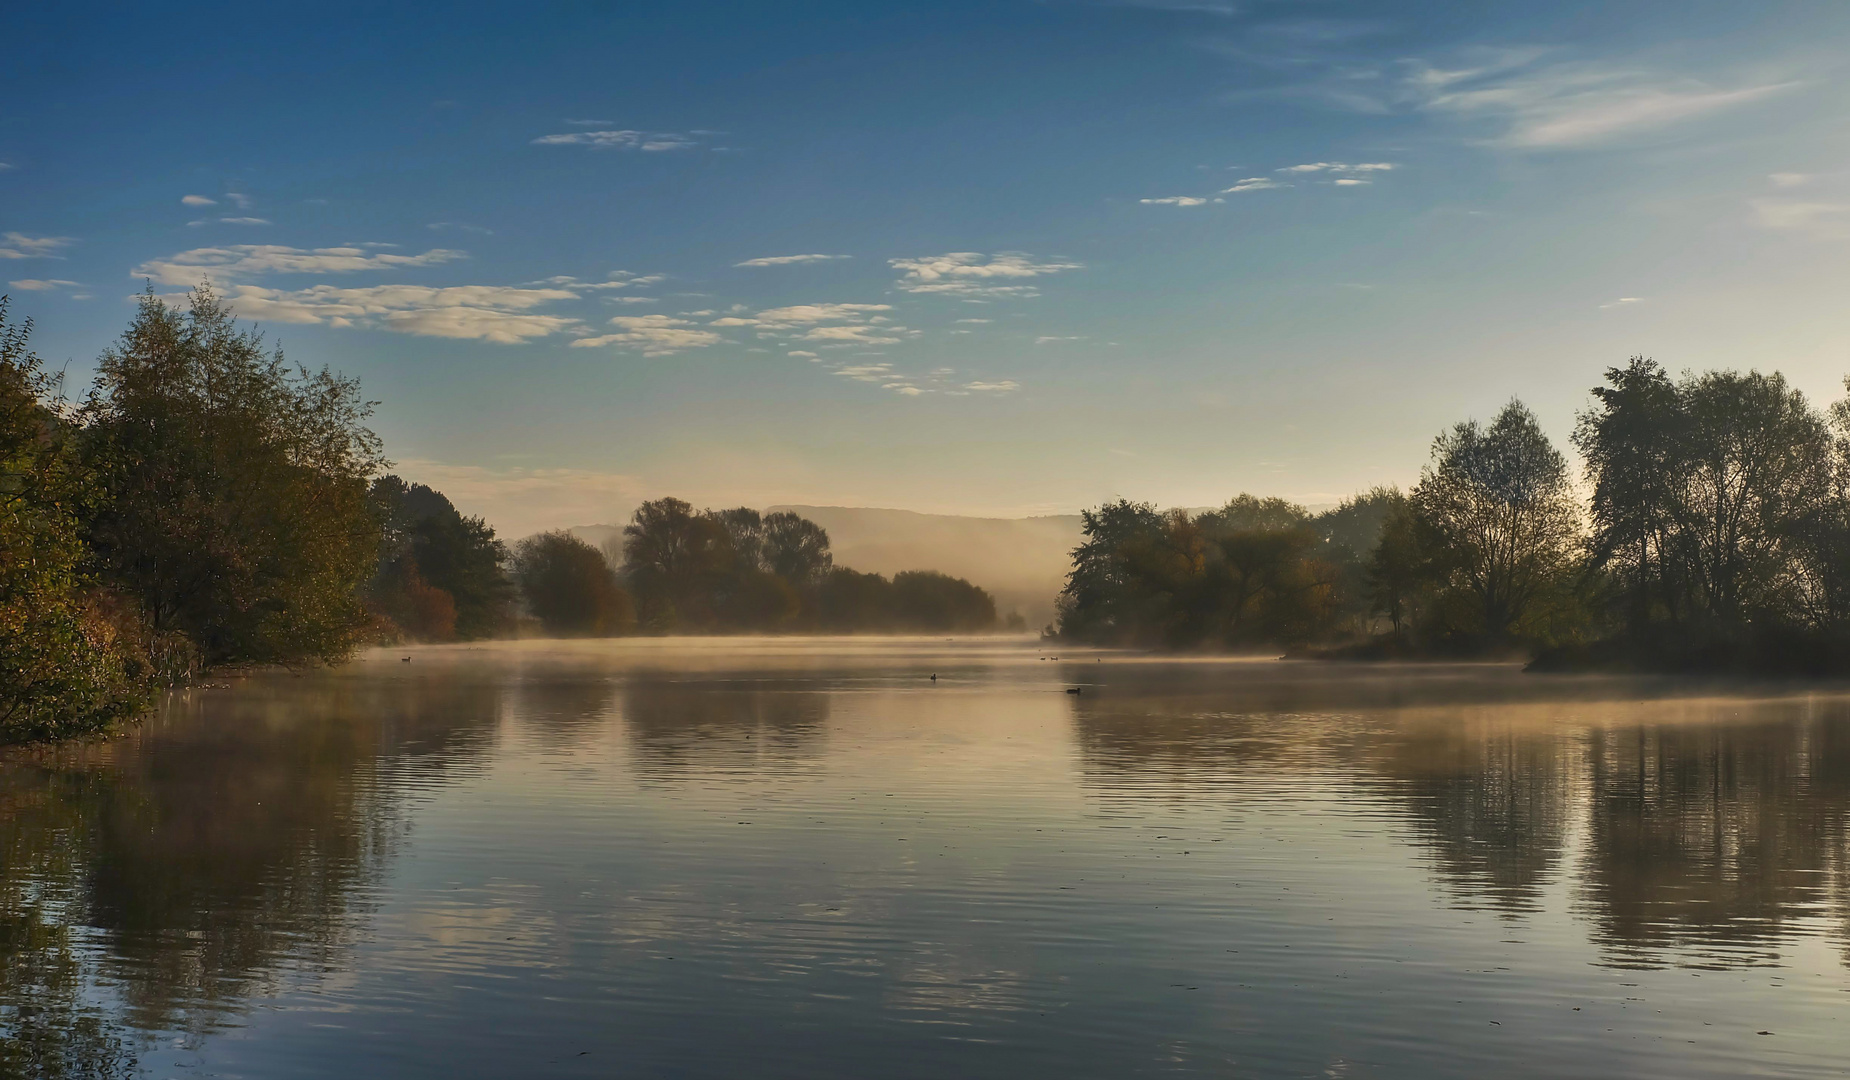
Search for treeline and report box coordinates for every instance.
[514,498,1002,636]
[0,289,999,740]
[1059,361,1850,673]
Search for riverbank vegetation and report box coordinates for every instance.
[1056,361,1850,673]
[0,289,999,741]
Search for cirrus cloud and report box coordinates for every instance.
[888,252,1084,299]
[734,254,852,267]
[192,283,581,343]
[0,233,75,260]
[570,314,722,356]
[133,244,466,285]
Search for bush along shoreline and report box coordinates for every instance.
[0,289,1007,744]
[1053,360,1850,675]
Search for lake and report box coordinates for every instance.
[3,638,1847,1078]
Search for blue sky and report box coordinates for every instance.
[6,1,1850,534]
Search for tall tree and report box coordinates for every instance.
[0,299,148,740]
[620,498,735,631]
[81,288,384,665]
[1411,400,1581,645]
[1575,357,1684,633]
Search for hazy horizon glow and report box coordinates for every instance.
[7,1,1850,537]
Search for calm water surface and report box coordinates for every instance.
[3,638,1848,1078]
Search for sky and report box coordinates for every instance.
[6,0,1850,536]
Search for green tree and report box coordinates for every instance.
[513,532,634,636]
[0,299,149,741]
[81,288,384,665]
[1411,399,1581,647]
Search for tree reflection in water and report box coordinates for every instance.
[621,677,830,778]
[1069,668,1850,965]
[0,672,501,1067]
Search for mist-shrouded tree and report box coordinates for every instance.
[763,511,832,586]
[890,570,998,632]
[1197,494,1309,537]
[1410,399,1581,646]
[1055,499,1168,643]
[621,497,735,630]
[0,298,149,740]
[1056,496,1345,648]
[80,287,384,666]
[513,531,633,636]
[1316,486,1404,563]
[370,476,512,640]
[1366,495,1428,643]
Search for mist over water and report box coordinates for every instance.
[3,639,1848,1078]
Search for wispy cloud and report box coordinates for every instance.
[1406,51,1796,149]
[1035,335,1085,345]
[571,314,722,356]
[133,244,465,285]
[193,283,581,343]
[0,233,75,259]
[7,278,81,291]
[713,302,893,326]
[215,217,271,226]
[711,303,909,346]
[734,254,852,267]
[1222,177,1285,193]
[1217,31,1797,151]
[1751,199,1850,238]
[962,380,1020,393]
[1769,172,1812,188]
[1277,162,1395,174]
[225,193,254,209]
[1599,296,1645,309]
[428,221,495,235]
[531,129,701,151]
[889,252,1083,299]
[181,194,217,206]
[1140,195,1216,206]
[563,118,616,126]
[535,272,665,291]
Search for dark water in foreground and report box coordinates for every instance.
[3,639,1848,1078]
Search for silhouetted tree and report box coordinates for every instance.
[1410,399,1581,647]
[621,498,734,631]
[513,531,633,636]
[370,476,512,640]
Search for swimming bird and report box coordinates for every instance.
[930,674,937,681]
[1065,686,1083,695]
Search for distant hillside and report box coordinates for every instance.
[772,506,1080,627]
[558,507,1081,628]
